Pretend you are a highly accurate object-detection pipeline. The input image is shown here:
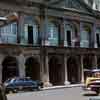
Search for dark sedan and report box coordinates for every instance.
[4,77,43,93]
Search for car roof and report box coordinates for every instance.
[91,69,100,72]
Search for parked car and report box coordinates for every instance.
[4,77,43,93]
[0,84,7,100]
[87,79,100,95]
[83,69,100,95]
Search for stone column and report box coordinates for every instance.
[40,51,52,87]
[93,24,97,48]
[63,21,67,47]
[17,54,25,78]
[59,19,64,46]
[40,8,48,46]
[92,23,97,48]
[80,22,83,47]
[43,54,52,87]
[0,62,2,83]
[0,55,4,83]
[80,55,84,83]
[44,8,49,46]
[18,13,25,44]
[93,0,96,10]
[64,55,70,85]
[92,55,97,69]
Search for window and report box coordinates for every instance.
[80,25,90,47]
[96,34,100,47]
[64,24,72,47]
[28,26,33,44]
[47,22,58,46]
[96,28,100,47]
[21,16,39,45]
[67,30,71,46]
[95,0,100,10]
[0,22,17,43]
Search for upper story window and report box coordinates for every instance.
[0,22,17,35]
[84,0,93,6]
[64,24,72,47]
[0,22,17,43]
[47,22,59,46]
[20,15,39,45]
[80,24,91,48]
[96,28,100,47]
[64,22,78,47]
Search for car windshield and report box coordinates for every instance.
[5,79,11,83]
[10,79,15,83]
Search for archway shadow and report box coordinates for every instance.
[2,56,18,82]
[25,57,40,80]
[49,56,64,85]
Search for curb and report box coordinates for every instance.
[42,84,84,90]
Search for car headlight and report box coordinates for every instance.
[4,83,9,87]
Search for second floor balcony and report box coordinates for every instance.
[0,33,17,44]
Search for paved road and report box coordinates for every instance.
[7,87,100,100]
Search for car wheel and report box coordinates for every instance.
[18,86,23,90]
[38,86,42,91]
[13,89,18,93]
[8,90,14,94]
[96,90,99,95]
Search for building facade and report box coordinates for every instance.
[0,0,100,86]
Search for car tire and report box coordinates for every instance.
[8,90,14,94]
[13,89,18,93]
[96,90,99,95]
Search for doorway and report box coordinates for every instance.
[28,26,33,44]
[67,30,71,46]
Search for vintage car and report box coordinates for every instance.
[4,77,43,93]
[84,69,100,95]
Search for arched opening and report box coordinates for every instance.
[49,56,64,86]
[83,56,93,81]
[67,57,79,84]
[25,57,40,80]
[97,57,100,68]
[2,56,18,82]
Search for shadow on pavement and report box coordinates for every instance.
[83,93,98,96]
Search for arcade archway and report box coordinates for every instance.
[2,56,18,82]
[49,56,64,85]
[25,57,40,80]
[67,57,79,84]
[97,57,100,68]
[83,56,93,81]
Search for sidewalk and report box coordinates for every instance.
[42,84,85,90]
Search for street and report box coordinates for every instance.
[7,86,100,100]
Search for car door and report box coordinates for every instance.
[14,79,24,90]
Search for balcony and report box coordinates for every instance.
[0,33,17,44]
